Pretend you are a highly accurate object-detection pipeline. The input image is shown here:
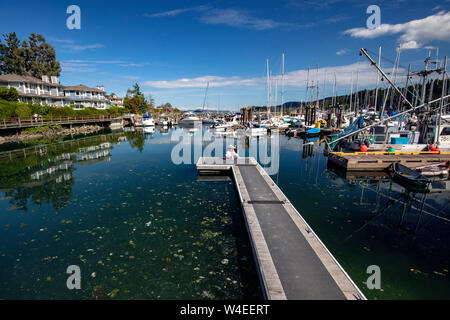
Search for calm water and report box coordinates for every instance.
[0,126,449,299]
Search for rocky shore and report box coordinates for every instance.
[0,124,104,144]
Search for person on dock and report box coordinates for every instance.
[226,145,239,160]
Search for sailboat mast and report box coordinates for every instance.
[305,67,310,110]
[281,52,285,117]
[350,71,353,113]
[355,70,359,116]
[316,65,319,108]
[436,56,447,146]
[202,81,209,111]
[322,71,326,110]
[266,59,270,118]
[275,77,278,116]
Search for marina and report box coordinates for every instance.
[1,0,449,304]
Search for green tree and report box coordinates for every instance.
[0,32,61,77]
[15,104,32,117]
[0,32,26,75]
[124,83,149,114]
[0,87,19,101]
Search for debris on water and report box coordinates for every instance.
[91,272,96,278]
[109,288,120,298]
[410,268,422,275]
[145,221,151,227]
[221,259,229,265]
[129,240,136,248]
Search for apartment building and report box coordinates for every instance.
[0,74,111,109]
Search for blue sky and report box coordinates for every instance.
[1,0,449,110]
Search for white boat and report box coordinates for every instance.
[142,112,155,126]
[143,126,155,134]
[179,112,202,127]
[245,127,267,136]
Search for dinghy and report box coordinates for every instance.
[391,162,430,189]
[414,161,449,177]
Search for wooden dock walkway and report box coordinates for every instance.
[197,157,366,300]
[328,151,450,171]
[0,115,121,130]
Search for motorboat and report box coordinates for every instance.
[142,111,155,126]
[179,112,202,127]
[245,127,267,136]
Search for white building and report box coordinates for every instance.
[63,84,110,109]
[108,93,124,107]
[0,74,111,109]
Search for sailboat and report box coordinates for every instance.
[247,60,271,136]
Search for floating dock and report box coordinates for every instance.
[328,151,450,171]
[197,157,366,300]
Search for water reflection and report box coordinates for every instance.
[0,128,262,300]
[0,127,448,300]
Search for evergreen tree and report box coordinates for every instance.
[0,32,61,77]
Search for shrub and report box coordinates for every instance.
[0,98,18,118]
[0,87,19,102]
[15,104,32,118]
[22,124,62,134]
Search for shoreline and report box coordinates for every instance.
[0,124,104,144]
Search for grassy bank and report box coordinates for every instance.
[0,99,128,119]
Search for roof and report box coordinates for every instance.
[63,84,104,92]
[0,74,62,86]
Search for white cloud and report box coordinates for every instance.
[336,49,349,55]
[143,62,383,89]
[343,11,450,50]
[199,8,289,30]
[144,6,209,18]
[145,6,305,30]
[63,43,104,51]
[61,60,147,73]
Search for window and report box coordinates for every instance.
[441,127,450,136]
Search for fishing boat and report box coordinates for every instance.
[142,112,155,126]
[391,162,430,189]
[414,161,449,177]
